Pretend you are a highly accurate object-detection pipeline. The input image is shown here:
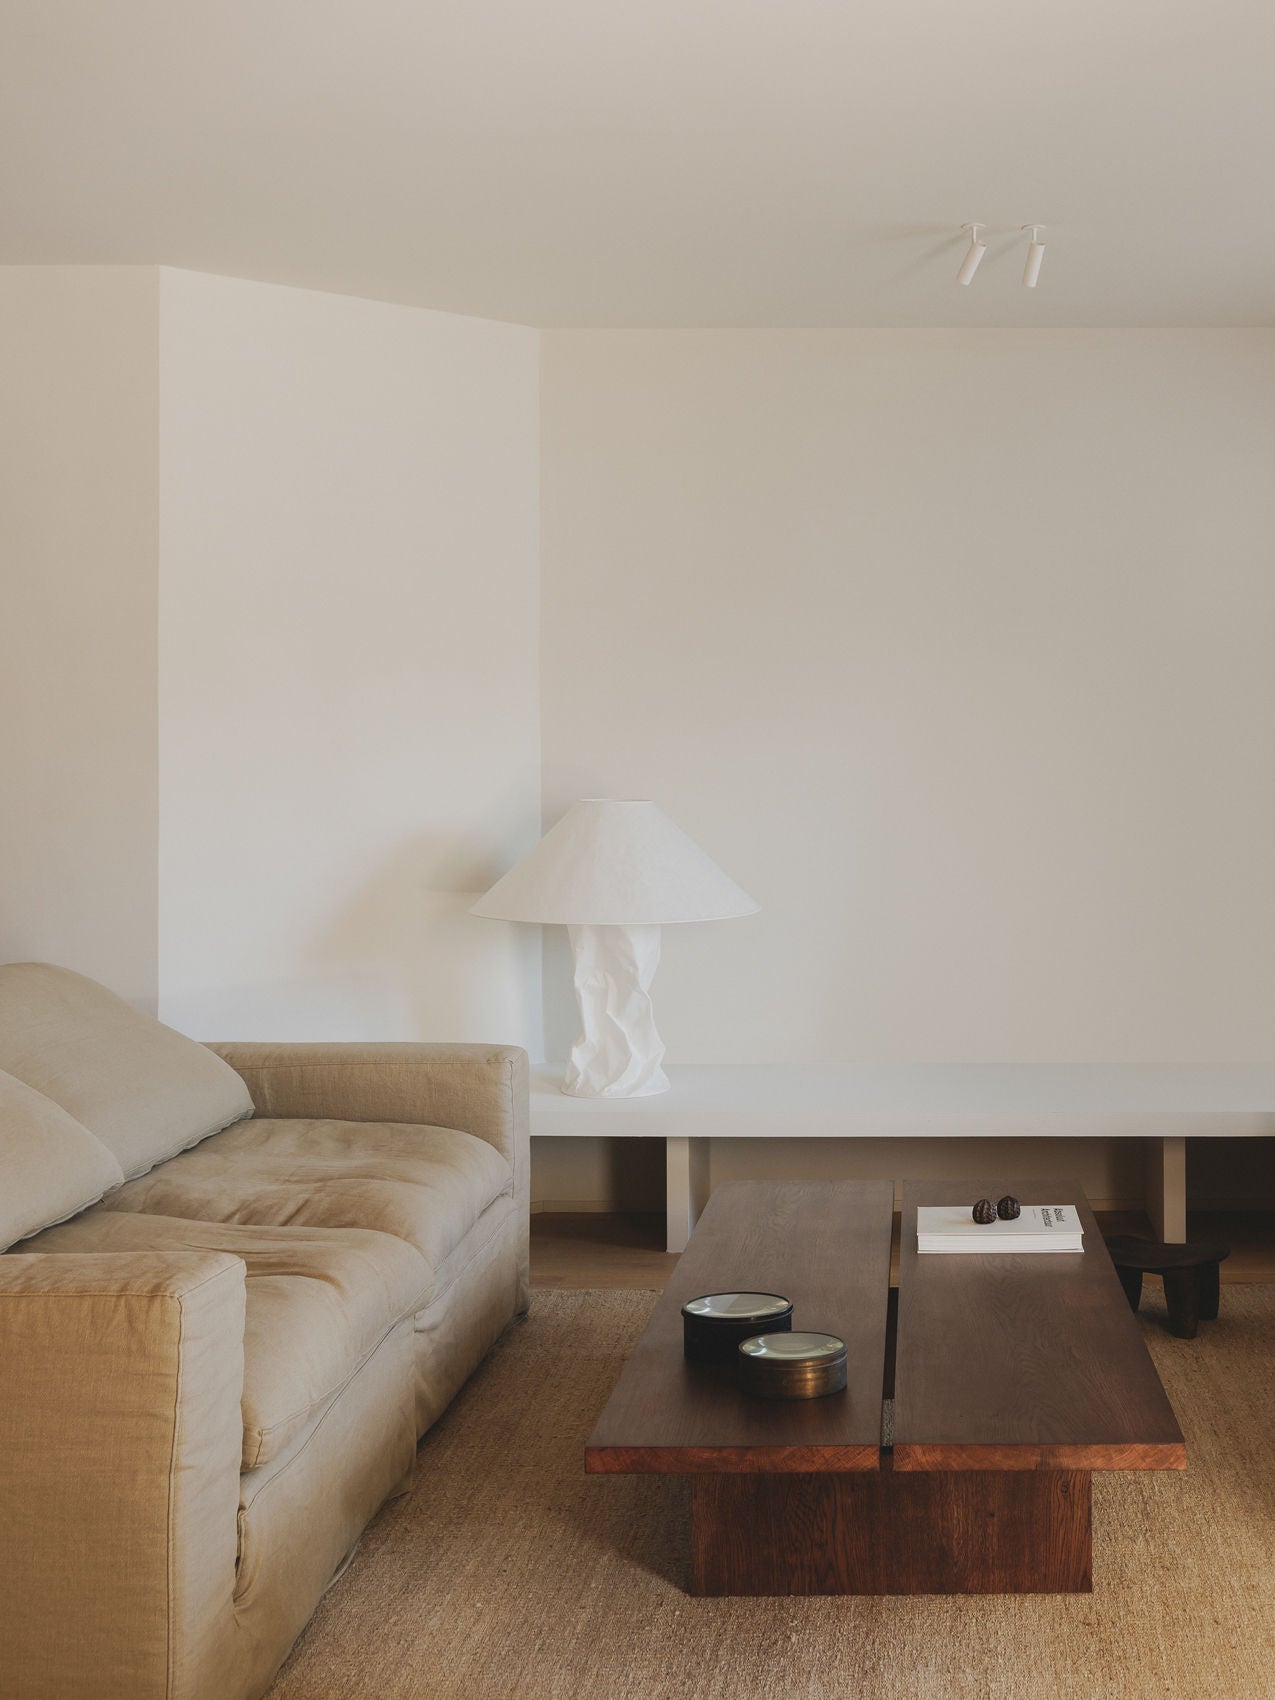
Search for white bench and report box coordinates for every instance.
[530,1064,1275,1252]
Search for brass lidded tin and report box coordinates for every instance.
[681,1292,794,1365]
[737,1330,848,1399]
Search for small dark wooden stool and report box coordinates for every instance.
[1103,1236,1230,1339]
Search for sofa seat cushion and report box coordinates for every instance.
[26,1208,433,1468]
[0,963,253,1180]
[100,1116,514,1274]
[0,1069,125,1250]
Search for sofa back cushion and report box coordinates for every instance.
[0,1069,125,1249]
[0,963,253,1180]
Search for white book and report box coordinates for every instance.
[916,1204,1084,1254]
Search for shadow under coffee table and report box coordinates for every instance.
[585,1179,1185,1595]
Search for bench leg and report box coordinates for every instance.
[1161,1268,1200,1339]
[1146,1135,1187,1243]
[665,1136,711,1254]
[1116,1266,1143,1313]
[666,1137,693,1254]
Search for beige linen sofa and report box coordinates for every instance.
[0,963,529,1700]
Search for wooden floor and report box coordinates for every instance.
[530,1207,1275,1292]
[532,1212,681,1291]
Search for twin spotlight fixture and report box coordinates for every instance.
[957,223,1047,288]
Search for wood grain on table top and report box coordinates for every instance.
[585,1180,894,1473]
[585,1178,1186,1476]
[892,1180,1186,1471]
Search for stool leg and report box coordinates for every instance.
[1198,1261,1221,1322]
[1162,1268,1199,1339]
[1116,1266,1143,1313]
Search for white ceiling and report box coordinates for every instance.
[2,0,1272,327]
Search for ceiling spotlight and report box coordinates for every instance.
[956,223,987,286]
[1021,225,1046,287]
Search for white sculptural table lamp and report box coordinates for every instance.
[471,799,757,1098]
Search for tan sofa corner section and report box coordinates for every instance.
[0,1250,246,1700]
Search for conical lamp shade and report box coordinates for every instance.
[470,800,758,926]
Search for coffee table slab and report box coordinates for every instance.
[893,1180,1186,1472]
[585,1177,1186,1595]
[585,1179,894,1474]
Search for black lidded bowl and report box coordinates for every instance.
[681,1292,794,1365]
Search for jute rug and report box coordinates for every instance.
[269,1285,1275,1700]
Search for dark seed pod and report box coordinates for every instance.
[972,1198,997,1225]
[997,1194,1021,1221]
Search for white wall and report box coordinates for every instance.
[541,330,1275,1068]
[9,287,1275,1098]
[157,270,542,1044]
[0,266,160,1010]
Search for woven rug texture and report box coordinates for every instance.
[268,1284,1275,1700]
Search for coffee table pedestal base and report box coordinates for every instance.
[690,1468,1092,1596]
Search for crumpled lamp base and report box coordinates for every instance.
[562,923,670,1098]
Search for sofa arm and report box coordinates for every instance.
[208,1041,531,1309]
[0,1251,246,1700]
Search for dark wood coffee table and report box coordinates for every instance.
[585,1179,1185,1594]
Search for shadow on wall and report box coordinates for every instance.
[542,925,578,1063]
[311,834,541,1046]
